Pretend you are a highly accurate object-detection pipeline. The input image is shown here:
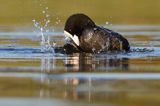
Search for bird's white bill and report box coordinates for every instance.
[64,30,80,46]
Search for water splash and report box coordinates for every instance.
[92,48,96,52]
[105,21,112,26]
[130,47,154,52]
[33,0,55,52]
[105,16,113,26]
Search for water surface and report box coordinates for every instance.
[1,0,160,106]
[0,24,160,106]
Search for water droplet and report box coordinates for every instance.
[55,22,59,25]
[53,42,56,47]
[46,14,50,18]
[92,48,96,53]
[32,0,55,52]
[42,11,46,14]
[93,27,97,30]
[105,21,109,25]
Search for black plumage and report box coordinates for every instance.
[63,13,130,53]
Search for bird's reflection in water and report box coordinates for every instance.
[64,53,129,72]
[39,53,130,103]
[38,75,131,103]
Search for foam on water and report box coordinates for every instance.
[0,46,159,59]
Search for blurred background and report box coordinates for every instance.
[0,0,159,27]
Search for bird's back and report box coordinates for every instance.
[79,26,130,53]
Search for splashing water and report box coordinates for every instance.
[105,16,113,26]
[33,0,55,52]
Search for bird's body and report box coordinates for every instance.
[63,14,130,53]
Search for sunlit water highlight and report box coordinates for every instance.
[1,13,160,106]
[1,0,160,105]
